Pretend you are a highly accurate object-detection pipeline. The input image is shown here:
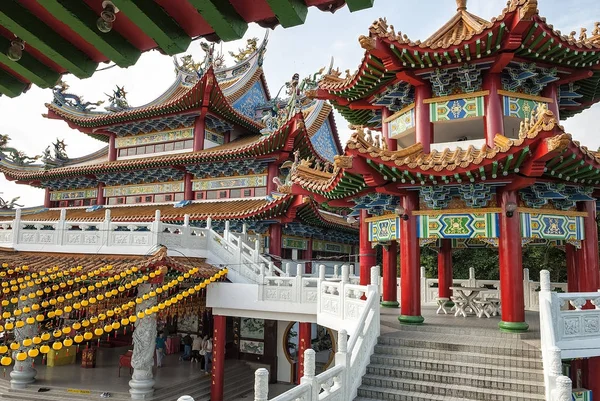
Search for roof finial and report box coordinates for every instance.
[456,0,467,11]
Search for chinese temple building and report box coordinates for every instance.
[0,34,358,399]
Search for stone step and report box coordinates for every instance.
[362,369,545,394]
[357,380,546,401]
[153,363,250,397]
[378,333,542,359]
[373,345,543,369]
[371,345,543,369]
[368,355,544,381]
[381,319,540,340]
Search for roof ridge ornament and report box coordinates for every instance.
[456,0,467,11]
[104,86,129,112]
[52,80,104,112]
[228,37,259,63]
[0,135,41,166]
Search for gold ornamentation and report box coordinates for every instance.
[228,37,259,63]
[520,0,538,20]
[358,35,376,51]
[546,134,572,153]
[333,155,353,169]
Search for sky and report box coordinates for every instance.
[1,0,599,207]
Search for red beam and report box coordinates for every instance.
[555,70,593,85]
[489,53,515,74]
[369,38,403,70]
[396,71,426,86]
[347,154,387,186]
[348,100,381,110]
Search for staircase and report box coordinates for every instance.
[354,320,545,401]
[0,361,254,401]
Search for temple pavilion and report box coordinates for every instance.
[281,0,600,390]
[0,33,358,399]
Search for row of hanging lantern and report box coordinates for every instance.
[0,267,228,367]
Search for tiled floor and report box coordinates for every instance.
[0,346,208,395]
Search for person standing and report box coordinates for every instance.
[191,335,203,363]
[181,333,192,361]
[203,336,213,375]
[156,333,166,367]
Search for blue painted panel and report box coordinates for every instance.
[232,81,267,119]
[310,119,338,162]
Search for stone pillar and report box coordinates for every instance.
[129,284,157,400]
[184,173,193,201]
[96,183,105,206]
[483,72,504,148]
[576,201,599,293]
[254,368,269,401]
[542,83,560,120]
[268,223,282,263]
[415,85,432,153]
[193,108,207,152]
[108,134,117,161]
[381,107,397,151]
[498,189,528,332]
[43,188,51,208]
[210,315,226,400]
[437,239,453,299]
[267,163,279,194]
[399,192,423,324]
[304,238,313,274]
[10,288,38,389]
[297,322,311,384]
[359,210,376,286]
[381,241,398,307]
[565,243,578,292]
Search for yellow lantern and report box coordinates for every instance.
[9,342,19,351]
[158,303,165,310]
[47,311,55,319]
[15,321,25,329]
[49,299,57,306]
[16,351,27,361]
[104,324,112,333]
[156,288,163,294]
[1,312,10,319]
[165,300,172,307]
[28,348,39,358]
[40,345,50,354]
[176,294,183,301]
[35,314,44,323]
[89,297,97,304]
[121,318,130,326]
[183,273,190,279]
[73,290,81,297]
[41,332,50,341]
[96,294,104,301]
[74,334,84,344]
[1,300,8,307]
[31,303,40,311]
[125,283,132,290]
[59,283,66,289]
[0,345,7,354]
[28,292,35,299]
[104,291,112,298]
[83,332,93,341]
[183,291,189,297]
[32,336,41,345]
[1,356,12,366]
[57,296,65,303]
[62,327,72,335]
[73,302,81,310]
[41,301,49,308]
[90,317,98,325]
[54,309,63,317]
[13,309,22,317]
[114,307,122,314]
[129,315,137,323]
[64,306,72,313]
[94,328,104,337]
[81,300,89,307]
[63,338,73,347]
[95,283,102,289]
[177,276,184,282]
[72,322,82,330]
[112,321,121,330]
[135,298,143,304]
[5,322,14,331]
[98,314,106,321]
[52,341,63,351]
[144,308,152,316]
[22,338,32,347]
[53,329,62,338]
[189,288,196,295]
[137,311,145,319]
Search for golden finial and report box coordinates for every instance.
[456,0,467,11]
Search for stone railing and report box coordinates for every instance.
[420,267,567,311]
[537,269,600,401]
[253,266,381,401]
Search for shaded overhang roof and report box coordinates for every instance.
[0,0,373,98]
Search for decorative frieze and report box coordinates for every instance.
[387,105,415,137]
[104,181,184,197]
[520,212,585,241]
[50,188,97,201]
[205,129,224,145]
[429,95,485,122]
[192,175,266,191]
[313,240,352,254]
[417,212,499,239]
[115,128,193,148]
[368,216,400,242]
[282,236,308,250]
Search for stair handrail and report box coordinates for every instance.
[539,269,573,401]
[253,266,381,401]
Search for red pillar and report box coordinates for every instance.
[269,223,282,260]
[576,201,599,293]
[381,241,399,307]
[415,85,432,154]
[184,173,193,201]
[108,134,117,161]
[96,183,105,206]
[483,72,504,148]
[193,107,207,152]
[267,162,279,193]
[498,189,528,332]
[381,107,397,151]
[359,210,376,286]
[542,83,560,120]
[399,192,423,324]
[565,244,578,292]
[44,188,51,208]
[437,238,453,299]
[210,315,226,400]
[304,239,313,274]
[297,322,311,384]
